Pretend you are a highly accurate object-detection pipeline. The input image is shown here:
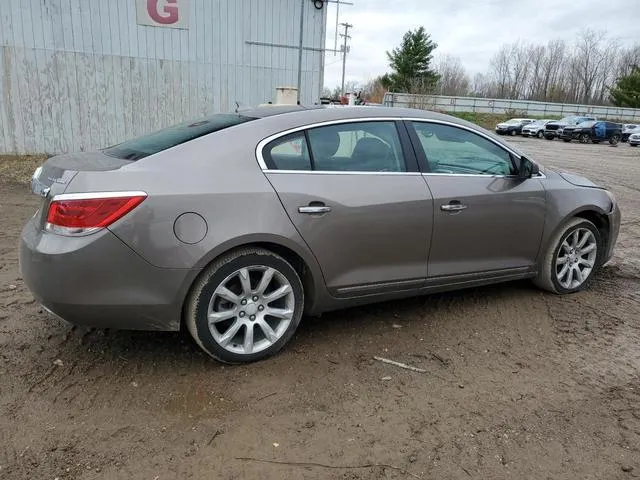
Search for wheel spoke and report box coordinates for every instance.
[256,268,276,295]
[257,319,279,343]
[577,230,591,249]
[573,265,584,284]
[218,319,243,346]
[579,258,594,268]
[557,263,570,282]
[566,265,575,287]
[238,268,252,297]
[265,307,293,320]
[264,284,292,303]
[579,243,596,255]
[571,230,579,247]
[217,287,240,305]
[557,255,569,265]
[561,239,571,254]
[243,324,254,353]
[208,309,236,324]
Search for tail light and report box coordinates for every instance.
[45,191,147,236]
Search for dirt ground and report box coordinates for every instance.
[1,138,639,480]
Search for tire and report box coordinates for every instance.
[562,138,572,143]
[185,247,304,364]
[510,130,517,136]
[609,134,620,145]
[537,130,544,138]
[534,217,602,294]
[579,133,590,144]
[631,143,638,147]
[592,140,600,144]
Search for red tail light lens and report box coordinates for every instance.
[46,192,147,235]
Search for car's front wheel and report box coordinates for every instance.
[537,130,544,138]
[186,248,304,363]
[510,130,517,136]
[534,218,602,294]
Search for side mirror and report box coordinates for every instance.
[519,156,540,178]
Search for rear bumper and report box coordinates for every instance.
[19,217,194,331]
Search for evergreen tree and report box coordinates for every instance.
[610,67,640,108]
[385,27,439,93]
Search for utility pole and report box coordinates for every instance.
[340,22,352,96]
[296,0,305,104]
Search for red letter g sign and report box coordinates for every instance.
[147,0,179,24]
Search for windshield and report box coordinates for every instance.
[576,121,596,128]
[103,114,256,160]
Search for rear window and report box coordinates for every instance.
[102,114,256,160]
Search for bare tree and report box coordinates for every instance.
[508,42,532,99]
[572,29,613,103]
[489,45,512,97]
[434,54,471,96]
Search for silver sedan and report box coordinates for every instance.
[20,106,621,363]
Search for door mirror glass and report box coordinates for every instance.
[519,157,540,178]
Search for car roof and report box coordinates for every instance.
[237,104,464,122]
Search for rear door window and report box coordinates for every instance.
[306,121,406,172]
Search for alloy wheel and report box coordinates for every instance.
[555,228,597,290]
[207,266,295,355]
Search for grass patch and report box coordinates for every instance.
[0,154,47,185]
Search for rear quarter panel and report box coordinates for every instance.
[63,121,327,301]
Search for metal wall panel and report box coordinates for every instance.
[384,93,640,122]
[0,0,327,153]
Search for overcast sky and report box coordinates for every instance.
[323,0,640,89]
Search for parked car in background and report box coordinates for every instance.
[495,118,534,136]
[622,124,640,142]
[522,119,555,138]
[19,106,621,364]
[629,131,640,147]
[544,116,597,140]
[560,121,622,145]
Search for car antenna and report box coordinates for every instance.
[235,101,240,113]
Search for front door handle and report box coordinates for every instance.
[298,205,332,214]
[440,203,467,212]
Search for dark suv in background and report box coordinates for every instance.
[544,116,597,140]
[560,121,622,144]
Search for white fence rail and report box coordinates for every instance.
[383,93,640,122]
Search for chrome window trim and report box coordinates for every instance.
[50,191,148,202]
[265,170,423,176]
[255,116,542,176]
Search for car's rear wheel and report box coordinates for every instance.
[609,134,620,145]
[534,218,602,294]
[537,130,544,138]
[186,248,304,364]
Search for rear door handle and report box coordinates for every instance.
[440,203,467,212]
[298,205,332,214]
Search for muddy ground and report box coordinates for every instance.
[1,138,639,480]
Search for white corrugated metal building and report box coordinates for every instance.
[0,0,328,154]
